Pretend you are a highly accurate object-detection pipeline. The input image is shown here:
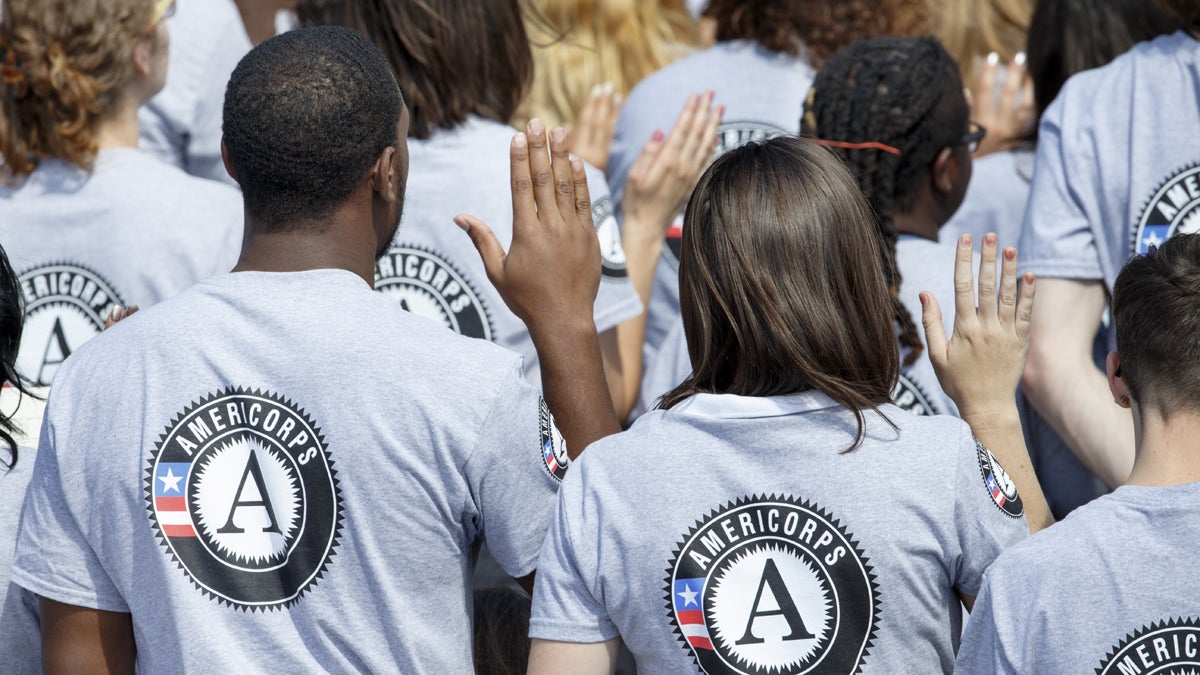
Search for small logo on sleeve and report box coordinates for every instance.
[375,245,494,340]
[146,388,342,610]
[17,263,123,386]
[1134,163,1200,254]
[538,398,569,482]
[1097,618,1200,674]
[975,442,1023,518]
[666,496,878,674]
[891,373,938,416]
[592,197,628,280]
[663,121,790,269]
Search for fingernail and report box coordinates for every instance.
[985,232,997,245]
[1005,248,1016,260]
[651,129,664,142]
[961,234,972,248]
[590,83,603,97]
[987,52,999,66]
[453,217,469,232]
[689,93,699,105]
[603,82,613,94]
[551,127,566,143]
[513,133,527,149]
[571,158,583,173]
[1014,51,1027,66]
[919,293,927,307]
[529,118,544,137]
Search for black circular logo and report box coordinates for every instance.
[592,196,628,280]
[538,397,569,482]
[666,496,878,674]
[975,442,1023,518]
[17,262,123,386]
[1097,618,1200,674]
[1134,163,1200,255]
[375,246,493,340]
[146,388,342,610]
[891,373,938,416]
[663,122,791,270]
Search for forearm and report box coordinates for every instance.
[1022,352,1134,487]
[532,318,623,459]
[597,224,665,419]
[961,406,1054,533]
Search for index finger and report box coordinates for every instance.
[953,234,978,326]
[510,133,535,227]
[526,118,557,217]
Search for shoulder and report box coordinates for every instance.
[985,495,1118,584]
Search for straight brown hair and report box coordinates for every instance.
[296,0,533,139]
[660,138,899,449]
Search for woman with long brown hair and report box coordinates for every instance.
[526,136,1050,674]
[0,0,242,388]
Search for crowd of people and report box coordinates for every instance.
[0,0,1197,673]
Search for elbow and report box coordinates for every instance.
[1021,338,1057,402]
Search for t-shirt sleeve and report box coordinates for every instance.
[528,463,619,643]
[1018,90,1105,281]
[949,429,1028,597]
[954,568,1021,675]
[585,164,644,333]
[10,404,128,612]
[462,365,569,578]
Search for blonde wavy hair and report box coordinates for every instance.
[519,0,698,128]
[930,0,1034,83]
[0,0,156,183]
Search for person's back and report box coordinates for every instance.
[13,269,556,671]
[0,0,242,387]
[957,233,1200,674]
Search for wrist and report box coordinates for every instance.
[526,313,599,347]
[959,405,1022,435]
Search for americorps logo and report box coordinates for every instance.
[375,245,494,340]
[1134,163,1200,254]
[17,262,123,386]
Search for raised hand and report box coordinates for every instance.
[921,233,1035,416]
[456,119,601,333]
[570,83,622,171]
[623,91,722,246]
[970,53,1034,157]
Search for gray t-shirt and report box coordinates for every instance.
[376,116,641,386]
[12,269,568,673]
[139,0,251,186]
[531,391,1028,674]
[0,443,39,675]
[606,41,816,361]
[941,149,1033,248]
[634,235,961,419]
[1020,32,1200,300]
[0,149,243,387]
[955,483,1200,674]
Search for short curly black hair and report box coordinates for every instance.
[222,26,403,231]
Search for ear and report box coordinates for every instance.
[1106,351,1132,408]
[931,147,956,194]
[131,37,152,78]
[370,146,399,203]
[221,140,238,182]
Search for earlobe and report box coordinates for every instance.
[1106,352,1132,408]
[132,41,151,78]
[373,147,397,201]
[220,141,238,182]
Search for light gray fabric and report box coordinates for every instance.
[606,41,816,365]
[378,116,641,387]
[941,149,1033,248]
[532,391,1028,674]
[1019,32,1200,303]
[955,483,1200,674]
[11,269,565,673]
[0,149,242,387]
[0,443,39,675]
[138,0,251,186]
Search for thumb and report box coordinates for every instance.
[920,291,949,368]
[455,214,506,285]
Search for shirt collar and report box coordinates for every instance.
[670,390,840,419]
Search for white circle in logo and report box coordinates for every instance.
[708,542,834,673]
[17,263,123,386]
[191,437,302,569]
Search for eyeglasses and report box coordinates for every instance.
[956,121,987,154]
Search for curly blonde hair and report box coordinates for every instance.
[519,0,698,128]
[0,0,156,183]
[929,0,1035,84]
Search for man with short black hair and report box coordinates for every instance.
[12,26,617,672]
[956,234,1200,673]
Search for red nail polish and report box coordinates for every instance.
[652,130,664,142]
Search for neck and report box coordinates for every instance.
[1124,405,1200,487]
[232,211,381,287]
[93,95,141,150]
[890,211,940,241]
[236,2,278,45]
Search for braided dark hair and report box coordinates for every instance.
[801,36,967,366]
[0,242,35,469]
